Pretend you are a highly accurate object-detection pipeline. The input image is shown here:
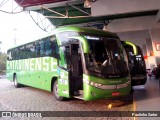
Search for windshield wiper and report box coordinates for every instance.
[104,41,115,74]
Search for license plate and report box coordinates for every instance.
[112,92,120,96]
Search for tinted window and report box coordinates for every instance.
[44,37,51,56]
[11,48,19,60]
[19,46,26,59]
[25,43,36,58]
[7,35,59,60]
[35,41,40,57]
[50,37,59,58]
[40,40,45,57]
[42,35,59,58]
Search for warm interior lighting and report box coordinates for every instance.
[84,0,91,8]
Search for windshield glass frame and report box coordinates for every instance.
[80,34,129,78]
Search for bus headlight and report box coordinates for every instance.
[84,79,130,90]
[84,79,102,88]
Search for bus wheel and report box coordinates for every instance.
[53,80,65,101]
[13,75,20,88]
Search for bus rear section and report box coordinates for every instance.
[122,41,147,86]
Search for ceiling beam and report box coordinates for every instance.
[92,0,160,17]
[24,0,84,11]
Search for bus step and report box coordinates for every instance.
[74,95,84,100]
[73,90,83,96]
[73,91,84,99]
[79,90,83,95]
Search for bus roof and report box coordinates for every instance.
[54,26,118,37]
[122,40,138,55]
[8,26,119,51]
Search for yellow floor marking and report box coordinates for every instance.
[133,93,139,120]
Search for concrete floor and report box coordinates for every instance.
[0,76,134,120]
[1,74,160,119]
[133,77,160,120]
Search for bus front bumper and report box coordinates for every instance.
[83,80,131,101]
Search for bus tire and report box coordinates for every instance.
[13,75,21,88]
[53,80,65,101]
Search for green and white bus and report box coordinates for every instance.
[122,41,147,86]
[6,26,131,101]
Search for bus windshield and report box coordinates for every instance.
[134,46,146,74]
[84,36,128,78]
[125,45,146,75]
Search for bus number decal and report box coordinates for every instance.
[60,79,67,85]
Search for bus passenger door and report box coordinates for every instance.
[58,43,83,98]
[57,45,71,98]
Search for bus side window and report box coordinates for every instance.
[26,42,36,58]
[42,35,59,58]
[25,44,31,59]
[60,45,71,69]
[35,41,40,57]
[40,40,45,57]
[19,46,25,59]
[50,39,60,59]
[44,37,52,56]
[12,48,19,60]
[31,43,36,58]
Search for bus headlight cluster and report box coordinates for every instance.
[84,79,130,90]
[84,79,102,87]
[117,81,130,89]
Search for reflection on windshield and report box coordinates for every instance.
[84,36,128,77]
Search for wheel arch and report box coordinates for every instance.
[13,73,16,81]
[51,77,58,91]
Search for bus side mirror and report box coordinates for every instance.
[7,55,12,61]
